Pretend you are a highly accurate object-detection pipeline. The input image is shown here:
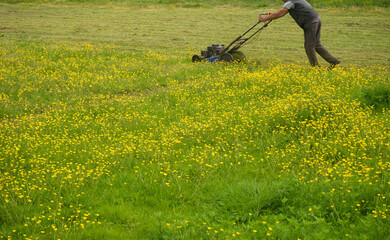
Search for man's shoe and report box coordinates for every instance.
[328,60,341,70]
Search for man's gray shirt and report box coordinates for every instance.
[283,0,319,28]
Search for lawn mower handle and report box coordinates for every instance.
[221,20,272,55]
[241,14,272,37]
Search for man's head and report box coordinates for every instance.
[282,0,288,3]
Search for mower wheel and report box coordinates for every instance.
[192,55,202,62]
[231,51,246,62]
[219,53,234,62]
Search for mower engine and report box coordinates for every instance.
[202,44,225,58]
[191,44,225,63]
[192,43,245,63]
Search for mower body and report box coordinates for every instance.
[192,44,245,63]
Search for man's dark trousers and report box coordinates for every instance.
[304,17,339,66]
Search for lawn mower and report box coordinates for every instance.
[192,14,272,63]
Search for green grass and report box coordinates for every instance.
[358,84,390,111]
[1,1,390,240]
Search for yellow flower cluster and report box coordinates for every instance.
[0,42,389,239]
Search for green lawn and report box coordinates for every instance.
[0,2,389,240]
[1,3,389,66]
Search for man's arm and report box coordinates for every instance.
[259,7,289,22]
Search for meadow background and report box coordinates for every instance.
[1,0,390,239]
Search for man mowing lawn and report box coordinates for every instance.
[259,0,340,69]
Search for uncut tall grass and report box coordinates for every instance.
[1,42,389,239]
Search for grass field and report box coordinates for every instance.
[1,1,390,239]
